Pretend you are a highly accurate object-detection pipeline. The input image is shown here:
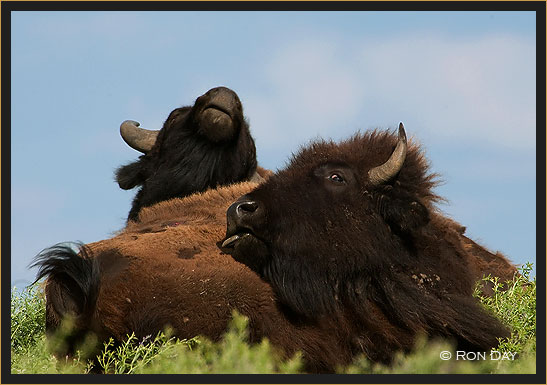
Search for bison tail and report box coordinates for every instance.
[31,242,100,335]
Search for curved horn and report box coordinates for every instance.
[120,120,159,154]
[368,122,407,185]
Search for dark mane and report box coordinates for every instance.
[115,87,257,221]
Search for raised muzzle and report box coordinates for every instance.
[196,87,242,142]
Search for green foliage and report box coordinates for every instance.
[96,331,198,374]
[343,263,537,374]
[11,285,93,374]
[11,336,91,374]
[342,338,536,374]
[132,312,303,374]
[11,264,535,375]
[11,285,46,354]
[474,262,536,354]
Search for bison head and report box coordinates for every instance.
[116,87,258,221]
[222,124,508,355]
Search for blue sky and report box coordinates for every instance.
[10,11,536,287]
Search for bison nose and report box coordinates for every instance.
[236,200,258,215]
[227,199,259,223]
[198,87,241,142]
[207,87,241,113]
[226,198,264,238]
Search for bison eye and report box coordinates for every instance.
[328,173,345,183]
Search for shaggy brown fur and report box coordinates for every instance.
[439,216,517,295]
[34,129,516,373]
[223,130,511,366]
[36,181,350,371]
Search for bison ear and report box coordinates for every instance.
[375,193,430,234]
[115,159,147,190]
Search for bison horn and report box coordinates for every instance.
[368,122,407,185]
[120,120,159,153]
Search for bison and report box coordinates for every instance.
[33,124,515,372]
[221,124,511,363]
[116,86,262,221]
[114,86,515,291]
[33,181,348,371]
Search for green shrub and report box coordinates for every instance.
[343,263,537,374]
[11,285,92,374]
[132,312,303,374]
[11,264,536,374]
[342,337,536,374]
[96,331,197,374]
[475,262,536,354]
[11,285,46,355]
[11,336,91,374]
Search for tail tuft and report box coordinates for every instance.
[31,242,100,328]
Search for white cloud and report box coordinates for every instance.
[266,40,363,124]
[250,33,535,154]
[246,38,367,149]
[358,33,536,148]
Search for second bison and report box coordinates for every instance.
[116,86,259,221]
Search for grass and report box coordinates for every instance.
[10,264,536,374]
[10,285,45,355]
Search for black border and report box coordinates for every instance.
[1,1,545,11]
[2,1,545,384]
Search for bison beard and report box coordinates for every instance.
[115,87,258,221]
[223,126,510,361]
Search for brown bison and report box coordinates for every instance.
[33,181,348,371]
[222,124,512,361]
[114,86,515,291]
[33,124,515,372]
[116,86,260,221]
